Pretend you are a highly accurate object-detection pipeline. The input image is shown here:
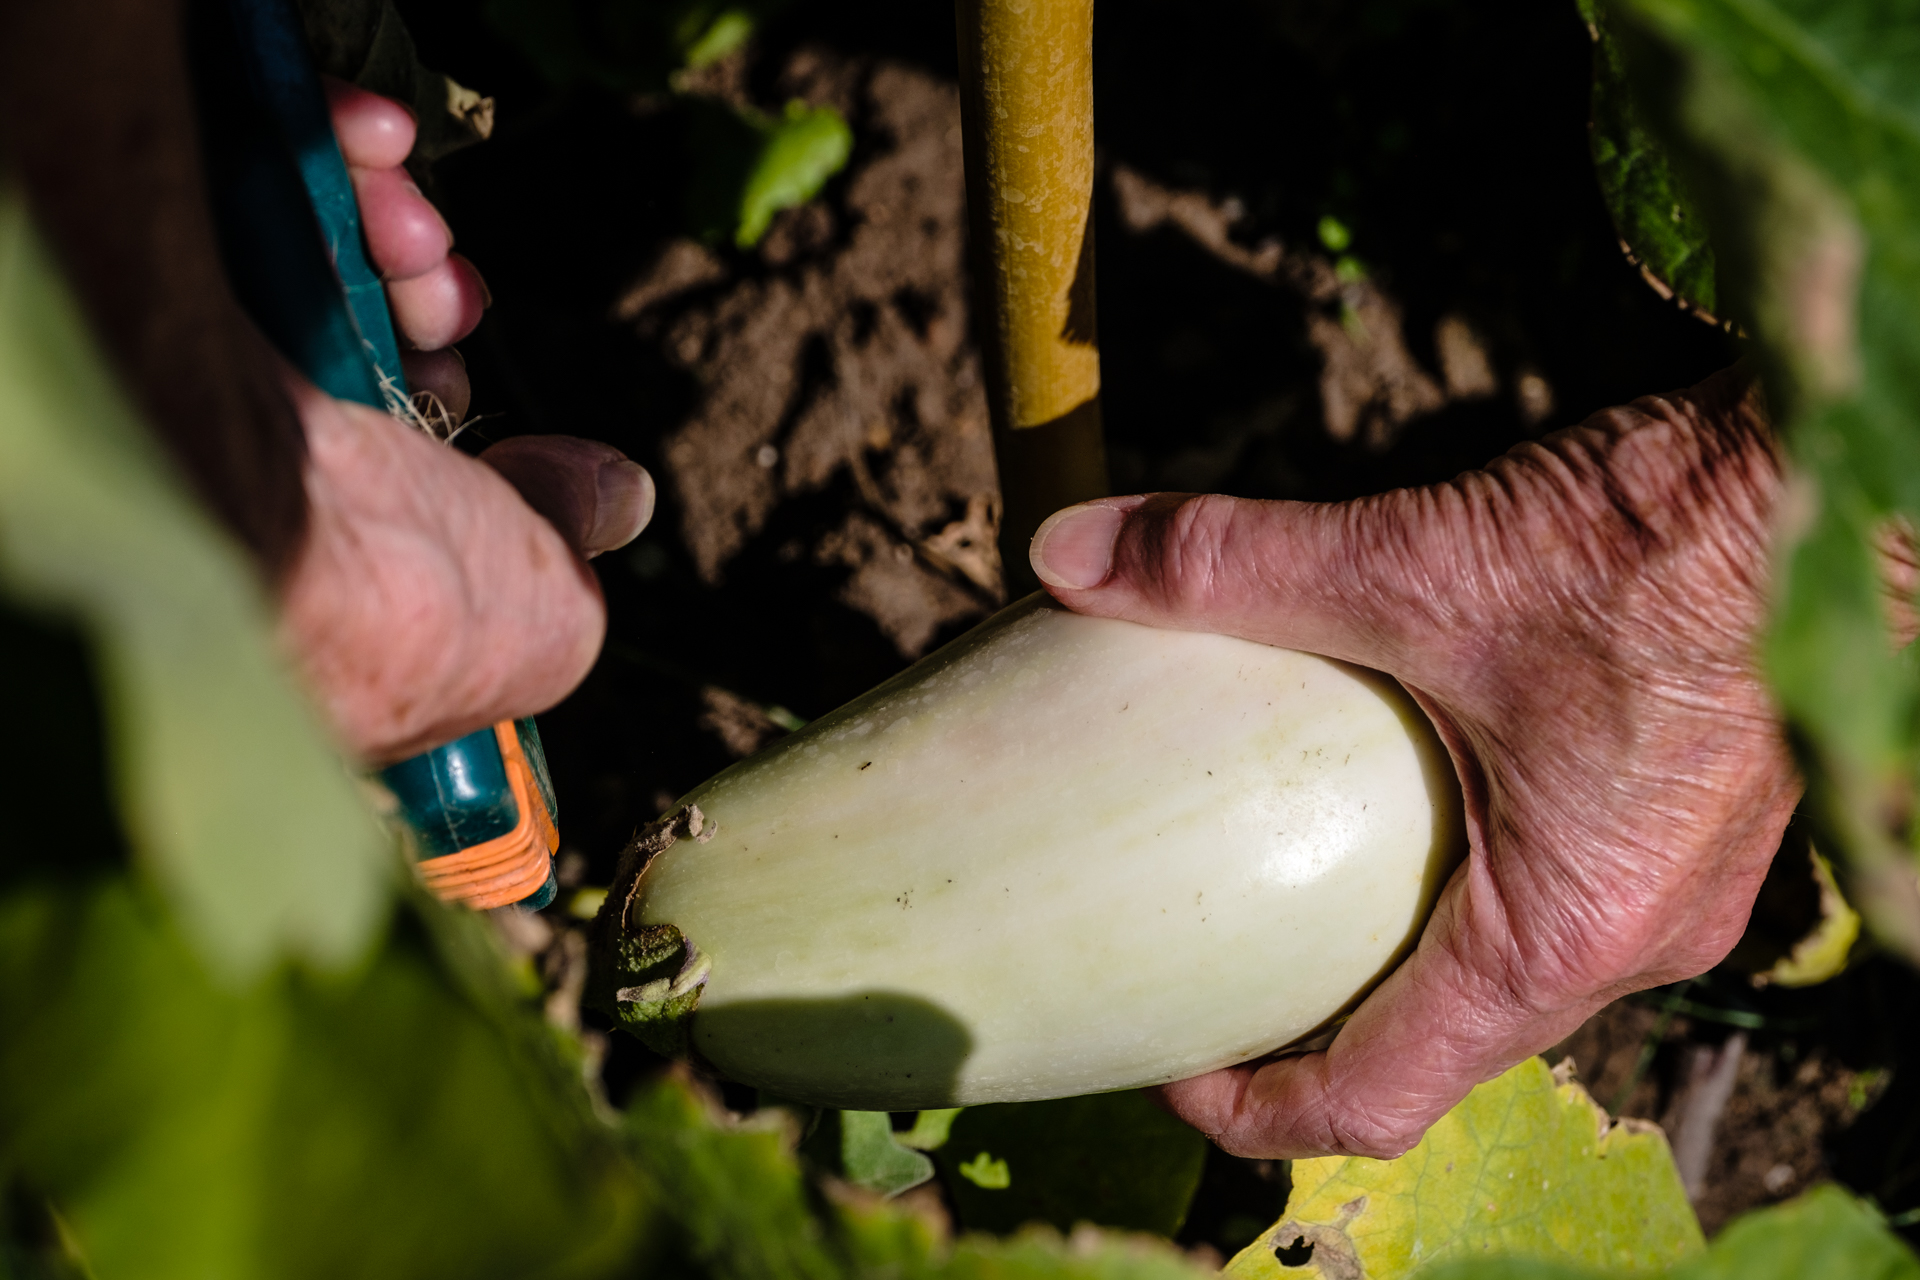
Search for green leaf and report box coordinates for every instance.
[684,9,756,68]
[1603,0,1920,956]
[626,1072,1209,1280]
[934,1091,1209,1238]
[1668,1185,1919,1280]
[0,872,651,1280]
[735,101,853,248]
[899,1108,965,1151]
[800,1110,937,1198]
[0,174,392,981]
[1226,1057,1701,1279]
[959,1152,1012,1190]
[625,1076,856,1279]
[839,1112,938,1197]
[1417,1186,1920,1280]
[1580,0,1717,316]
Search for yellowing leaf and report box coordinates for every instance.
[1226,1058,1702,1280]
[1760,847,1861,989]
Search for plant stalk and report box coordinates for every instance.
[955,0,1109,592]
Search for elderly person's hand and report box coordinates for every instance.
[276,80,654,763]
[1029,367,1799,1158]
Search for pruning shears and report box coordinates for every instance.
[199,0,560,910]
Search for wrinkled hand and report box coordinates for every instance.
[1030,367,1799,1159]
[277,80,654,763]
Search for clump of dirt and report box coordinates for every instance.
[621,54,1003,657]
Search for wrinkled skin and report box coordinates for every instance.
[1031,368,1801,1159]
[279,80,653,762]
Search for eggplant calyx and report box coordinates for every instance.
[615,938,712,1008]
[588,804,719,1059]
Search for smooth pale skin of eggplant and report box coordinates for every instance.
[634,593,1465,1110]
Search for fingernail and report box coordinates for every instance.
[1030,501,1131,590]
[588,459,655,557]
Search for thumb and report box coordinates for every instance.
[479,436,655,559]
[1029,491,1440,677]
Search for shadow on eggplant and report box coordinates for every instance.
[693,989,972,1111]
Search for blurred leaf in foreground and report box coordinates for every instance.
[1578,0,1716,318]
[934,1091,1208,1238]
[0,875,651,1280]
[0,170,648,1279]
[1605,0,1920,959]
[1419,1184,1919,1280]
[627,1072,1209,1280]
[0,174,390,982]
[1226,1057,1700,1279]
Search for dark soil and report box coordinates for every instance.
[399,0,1920,1252]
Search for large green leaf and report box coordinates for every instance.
[933,1091,1209,1238]
[0,875,651,1280]
[1603,0,1920,957]
[1226,1058,1701,1279]
[1580,0,1718,317]
[0,174,391,981]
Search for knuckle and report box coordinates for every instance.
[1324,1108,1424,1160]
[1146,493,1245,612]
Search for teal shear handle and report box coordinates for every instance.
[197,0,559,909]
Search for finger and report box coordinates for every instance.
[387,252,488,350]
[350,163,451,281]
[400,349,470,425]
[1156,867,1598,1159]
[480,436,656,558]
[1029,490,1443,678]
[322,75,415,170]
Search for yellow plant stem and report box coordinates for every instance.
[955,0,1109,590]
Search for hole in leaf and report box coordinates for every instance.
[1274,1234,1314,1267]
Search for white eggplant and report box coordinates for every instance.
[591,593,1464,1110]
